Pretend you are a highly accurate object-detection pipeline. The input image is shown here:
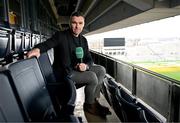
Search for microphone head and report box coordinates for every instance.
[75,47,84,59]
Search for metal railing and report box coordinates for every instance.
[90,50,180,122]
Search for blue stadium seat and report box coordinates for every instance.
[31,34,40,48]
[24,32,31,52]
[0,70,25,122]
[103,77,119,105]
[4,57,79,122]
[103,74,162,122]
[0,27,13,65]
[12,30,24,59]
[38,52,77,115]
[115,87,148,122]
[136,102,163,122]
[103,77,126,120]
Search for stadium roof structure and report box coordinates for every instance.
[49,0,180,35]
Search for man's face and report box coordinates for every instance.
[70,16,85,37]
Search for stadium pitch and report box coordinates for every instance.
[133,61,180,81]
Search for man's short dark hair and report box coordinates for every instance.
[70,11,84,19]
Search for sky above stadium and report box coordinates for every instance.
[86,15,180,39]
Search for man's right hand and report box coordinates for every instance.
[27,48,40,58]
[76,63,88,72]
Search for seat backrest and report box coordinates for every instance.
[0,27,12,64]
[38,52,76,114]
[31,34,40,48]
[13,30,24,54]
[0,70,24,122]
[137,102,162,122]
[104,77,119,94]
[115,88,148,122]
[38,51,56,83]
[0,27,12,58]
[38,52,80,122]
[103,77,119,104]
[38,51,63,115]
[24,32,31,51]
[5,57,56,121]
[11,30,25,59]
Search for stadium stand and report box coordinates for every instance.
[0,57,79,122]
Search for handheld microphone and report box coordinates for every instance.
[75,47,84,63]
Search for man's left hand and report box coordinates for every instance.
[78,63,87,72]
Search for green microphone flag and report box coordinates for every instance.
[75,47,84,63]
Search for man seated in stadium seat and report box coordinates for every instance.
[27,11,111,117]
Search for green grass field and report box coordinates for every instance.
[132,61,180,81]
[161,72,180,81]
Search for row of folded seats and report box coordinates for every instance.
[0,54,80,122]
[0,27,48,66]
[0,26,80,122]
[102,76,163,122]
